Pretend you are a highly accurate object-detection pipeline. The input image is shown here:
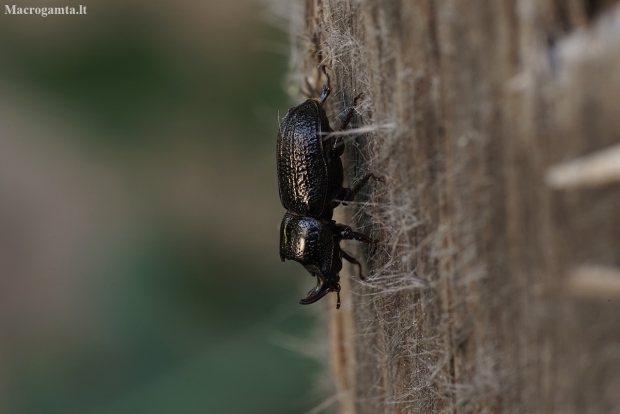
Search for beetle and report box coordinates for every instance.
[277,68,379,307]
[279,212,374,308]
[276,73,376,221]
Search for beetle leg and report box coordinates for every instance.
[340,249,364,280]
[330,136,345,159]
[335,283,341,309]
[341,173,383,204]
[331,93,365,152]
[337,225,377,244]
[319,66,331,104]
[339,93,365,131]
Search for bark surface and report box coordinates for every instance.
[293,1,620,413]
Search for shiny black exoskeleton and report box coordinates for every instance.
[280,212,373,308]
[277,80,375,221]
[277,70,377,308]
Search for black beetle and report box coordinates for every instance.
[279,212,374,308]
[277,69,378,308]
[276,77,375,221]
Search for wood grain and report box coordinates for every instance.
[294,1,620,412]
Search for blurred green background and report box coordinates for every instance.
[0,1,326,413]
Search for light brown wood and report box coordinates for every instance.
[291,1,620,413]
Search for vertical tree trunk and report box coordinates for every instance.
[294,1,620,413]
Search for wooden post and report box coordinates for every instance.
[293,1,620,413]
